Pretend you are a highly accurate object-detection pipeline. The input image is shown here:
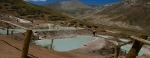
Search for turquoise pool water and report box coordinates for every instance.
[0,29,8,34]
[34,36,94,51]
[0,29,26,34]
[0,29,15,34]
[121,44,148,56]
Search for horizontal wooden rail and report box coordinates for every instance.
[118,41,133,47]
[130,36,150,45]
[111,41,133,49]
[111,41,133,58]
[0,20,30,30]
[125,35,148,58]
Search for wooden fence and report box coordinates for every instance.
[114,35,149,58]
[1,19,150,58]
[0,20,32,58]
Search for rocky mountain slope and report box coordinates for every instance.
[0,0,74,27]
[80,0,150,34]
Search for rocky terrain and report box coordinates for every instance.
[54,0,150,35]
[84,0,150,33]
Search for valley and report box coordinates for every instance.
[0,0,150,58]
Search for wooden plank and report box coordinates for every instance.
[0,20,29,30]
[11,30,14,35]
[50,39,54,50]
[125,35,148,58]
[130,36,150,45]
[117,41,133,47]
[21,30,32,58]
[111,41,133,49]
[114,46,120,58]
[7,26,9,35]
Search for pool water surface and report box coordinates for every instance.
[34,36,94,51]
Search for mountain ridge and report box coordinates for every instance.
[74,0,150,34]
[0,0,75,27]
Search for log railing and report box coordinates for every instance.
[125,35,149,58]
[0,20,32,58]
[113,35,149,58]
[1,19,150,58]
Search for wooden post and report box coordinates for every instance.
[114,46,120,58]
[21,30,32,58]
[7,27,9,35]
[125,35,148,58]
[124,50,127,55]
[11,30,14,35]
[50,39,54,50]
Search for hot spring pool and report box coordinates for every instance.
[34,36,94,51]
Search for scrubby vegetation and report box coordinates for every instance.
[0,0,73,21]
[94,2,150,35]
[48,16,66,21]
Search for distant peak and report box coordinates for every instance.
[43,0,91,10]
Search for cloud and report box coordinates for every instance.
[24,0,46,2]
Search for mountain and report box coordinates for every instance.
[43,0,91,10]
[78,0,150,34]
[0,0,74,27]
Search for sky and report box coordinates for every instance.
[25,0,121,5]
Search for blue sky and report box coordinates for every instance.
[26,0,121,5]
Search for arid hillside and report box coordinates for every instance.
[76,0,150,35]
[0,0,75,27]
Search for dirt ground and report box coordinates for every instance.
[0,35,106,58]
